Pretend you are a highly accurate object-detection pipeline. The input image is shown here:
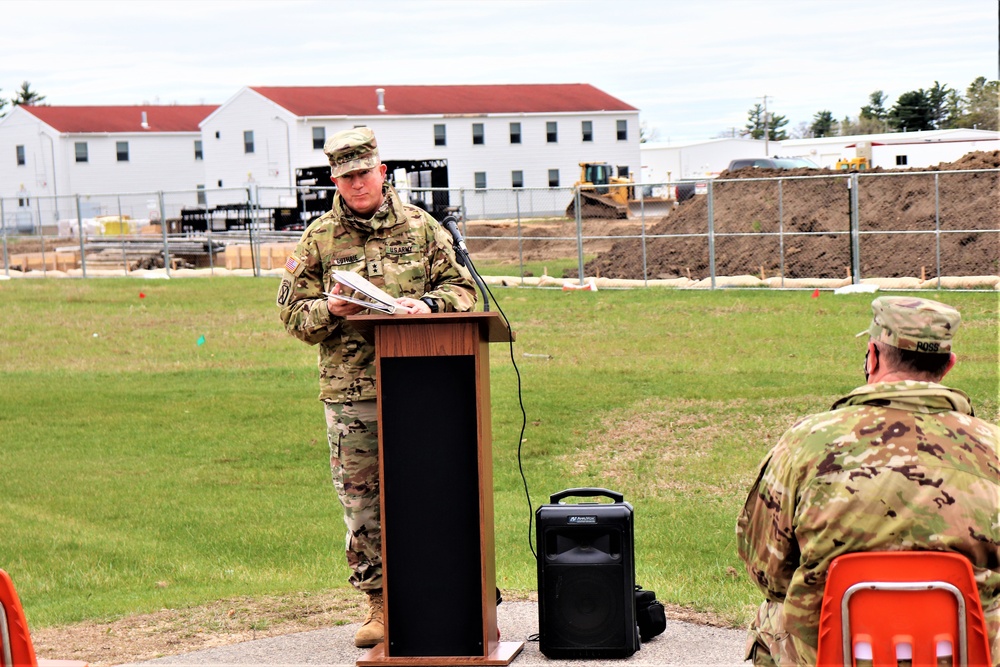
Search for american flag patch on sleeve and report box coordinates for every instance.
[284,256,300,273]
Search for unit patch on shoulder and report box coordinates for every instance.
[276,279,291,307]
[284,256,301,273]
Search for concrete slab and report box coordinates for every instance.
[119,601,747,667]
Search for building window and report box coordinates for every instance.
[546,121,558,143]
[217,180,223,187]
[474,171,487,189]
[194,140,203,160]
[434,124,446,146]
[617,120,628,141]
[895,155,908,166]
[472,123,485,145]
[75,142,88,163]
[244,131,255,154]
[215,131,221,139]
[582,120,593,142]
[313,127,326,150]
[512,170,524,188]
[116,141,129,162]
[618,165,629,179]
[196,185,206,206]
[548,169,560,187]
[15,145,25,166]
[510,122,521,144]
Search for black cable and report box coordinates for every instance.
[464,254,535,560]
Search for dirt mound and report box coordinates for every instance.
[582,151,999,281]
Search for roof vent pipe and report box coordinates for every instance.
[376,88,386,113]
[141,111,149,129]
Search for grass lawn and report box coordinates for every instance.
[0,277,996,629]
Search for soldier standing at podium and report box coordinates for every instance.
[277,127,477,648]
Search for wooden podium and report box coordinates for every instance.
[349,311,523,666]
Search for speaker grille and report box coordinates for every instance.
[545,565,625,647]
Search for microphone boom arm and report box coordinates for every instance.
[440,214,490,312]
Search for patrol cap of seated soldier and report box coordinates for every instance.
[861,296,961,354]
[324,127,380,178]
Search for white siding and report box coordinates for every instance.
[61,133,203,196]
[869,138,1000,169]
[641,138,767,182]
[0,108,54,196]
[200,88,297,207]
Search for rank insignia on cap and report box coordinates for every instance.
[284,256,301,273]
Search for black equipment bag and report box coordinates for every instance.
[634,585,667,642]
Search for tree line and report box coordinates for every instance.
[0,81,46,117]
[737,76,998,141]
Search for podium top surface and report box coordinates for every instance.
[348,311,514,344]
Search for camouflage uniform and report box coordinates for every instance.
[736,297,1000,666]
[277,128,476,591]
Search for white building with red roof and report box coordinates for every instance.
[0,84,639,223]
[202,83,640,209]
[0,104,217,221]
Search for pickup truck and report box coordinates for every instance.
[727,156,819,171]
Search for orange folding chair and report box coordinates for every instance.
[0,569,88,667]
[815,552,992,667]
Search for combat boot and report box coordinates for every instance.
[354,589,384,648]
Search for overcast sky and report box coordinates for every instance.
[3,0,996,143]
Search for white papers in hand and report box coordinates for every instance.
[324,270,400,315]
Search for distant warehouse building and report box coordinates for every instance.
[776,128,1000,170]
[640,128,1000,184]
[640,137,767,182]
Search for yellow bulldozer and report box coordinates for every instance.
[835,156,871,171]
[566,162,636,219]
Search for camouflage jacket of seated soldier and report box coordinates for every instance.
[736,380,1000,663]
[277,183,477,403]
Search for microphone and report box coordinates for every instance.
[439,214,490,312]
[440,215,468,265]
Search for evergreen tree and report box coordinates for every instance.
[926,81,956,129]
[12,81,46,106]
[743,103,767,139]
[810,110,836,137]
[767,112,789,141]
[743,103,788,140]
[939,89,964,129]
[957,76,999,130]
[859,91,888,124]
[888,89,934,131]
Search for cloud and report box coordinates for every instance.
[3,0,995,141]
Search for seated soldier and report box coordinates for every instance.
[736,296,1000,665]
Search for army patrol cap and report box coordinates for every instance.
[860,296,961,354]
[324,127,380,178]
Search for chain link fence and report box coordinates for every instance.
[2,169,996,288]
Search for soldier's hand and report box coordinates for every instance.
[327,283,365,317]
[394,297,431,315]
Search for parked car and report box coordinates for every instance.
[727,156,820,171]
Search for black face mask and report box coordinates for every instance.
[863,345,879,382]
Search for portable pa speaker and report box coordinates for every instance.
[536,488,638,658]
